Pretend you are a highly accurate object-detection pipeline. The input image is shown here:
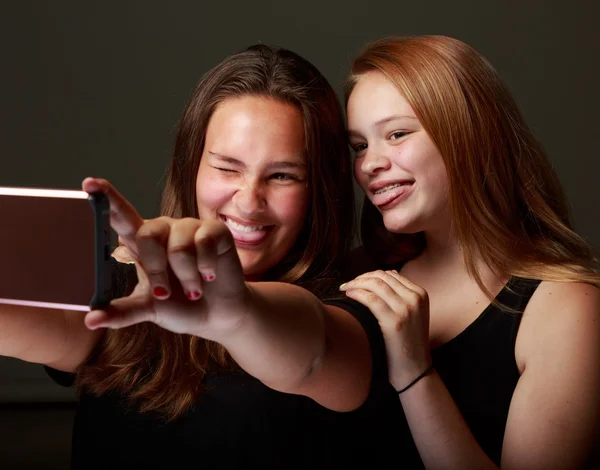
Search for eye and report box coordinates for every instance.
[270,173,299,182]
[389,131,407,140]
[211,166,238,174]
[350,143,368,155]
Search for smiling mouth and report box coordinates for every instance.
[220,216,273,246]
[373,183,404,195]
[371,182,414,209]
[222,216,265,232]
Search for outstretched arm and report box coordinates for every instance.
[82,178,372,412]
[224,281,372,411]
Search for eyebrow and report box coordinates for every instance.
[347,115,417,137]
[207,151,306,170]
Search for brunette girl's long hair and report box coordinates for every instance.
[77,45,355,420]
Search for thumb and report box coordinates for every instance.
[85,294,156,330]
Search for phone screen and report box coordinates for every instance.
[0,187,112,311]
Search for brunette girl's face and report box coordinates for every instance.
[195,96,309,280]
[347,72,451,235]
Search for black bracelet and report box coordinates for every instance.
[395,364,434,394]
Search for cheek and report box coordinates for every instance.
[274,186,310,229]
[196,178,229,217]
[402,140,446,177]
[421,151,448,188]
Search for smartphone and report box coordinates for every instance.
[0,186,113,311]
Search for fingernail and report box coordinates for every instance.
[339,283,346,291]
[187,291,201,300]
[153,286,169,299]
[203,274,215,282]
[86,181,101,192]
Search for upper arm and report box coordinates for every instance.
[502,281,600,468]
[294,303,373,412]
[0,304,102,372]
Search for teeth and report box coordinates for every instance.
[224,217,265,232]
[374,183,402,195]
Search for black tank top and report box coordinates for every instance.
[429,276,542,465]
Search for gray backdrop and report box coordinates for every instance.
[1,1,598,402]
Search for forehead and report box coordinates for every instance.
[347,72,415,123]
[205,96,306,164]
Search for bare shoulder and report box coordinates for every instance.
[516,280,600,369]
[507,281,600,466]
[525,280,600,319]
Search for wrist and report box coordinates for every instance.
[393,363,434,394]
[389,354,432,391]
[192,283,255,342]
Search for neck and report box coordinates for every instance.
[405,226,504,294]
[417,224,464,270]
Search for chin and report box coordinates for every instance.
[383,222,425,237]
[381,214,417,234]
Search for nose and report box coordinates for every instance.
[232,180,266,215]
[360,147,391,176]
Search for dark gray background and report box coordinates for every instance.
[0,0,598,466]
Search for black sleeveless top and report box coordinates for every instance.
[426,276,542,466]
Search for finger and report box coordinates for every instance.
[82,177,144,259]
[385,270,428,298]
[376,271,428,312]
[167,218,204,300]
[197,220,245,299]
[85,294,156,330]
[193,223,220,283]
[342,272,406,298]
[344,271,422,311]
[346,272,426,323]
[350,269,388,282]
[343,287,397,323]
[136,218,173,299]
[194,220,237,282]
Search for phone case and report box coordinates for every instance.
[88,192,113,310]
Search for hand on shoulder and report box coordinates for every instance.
[340,269,431,390]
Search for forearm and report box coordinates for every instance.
[400,370,498,470]
[215,282,326,392]
[0,304,64,361]
[0,304,99,370]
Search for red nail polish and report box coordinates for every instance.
[203,274,215,282]
[187,291,201,300]
[153,286,169,298]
